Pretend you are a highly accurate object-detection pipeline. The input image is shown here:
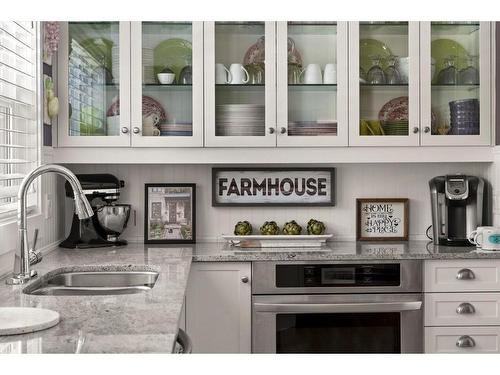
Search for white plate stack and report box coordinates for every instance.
[111,45,119,84]
[215,104,265,136]
[142,48,155,84]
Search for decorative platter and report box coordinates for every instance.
[378,96,437,127]
[153,38,192,78]
[222,234,332,248]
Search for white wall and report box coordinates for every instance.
[67,163,493,242]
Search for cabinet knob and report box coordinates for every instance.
[241,276,249,284]
[280,127,287,135]
[412,127,419,134]
[456,335,476,348]
[456,268,475,280]
[133,127,140,134]
[268,127,275,135]
[121,127,129,134]
[456,302,476,315]
[423,126,431,133]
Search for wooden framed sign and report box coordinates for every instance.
[212,167,335,207]
[356,198,409,241]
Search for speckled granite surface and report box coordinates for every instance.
[1,240,499,353]
[192,240,500,261]
[0,246,192,353]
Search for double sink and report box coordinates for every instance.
[23,268,159,296]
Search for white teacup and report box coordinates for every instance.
[468,226,494,246]
[215,63,231,84]
[229,64,249,84]
[323,63,337,84]
[302,64,322,84]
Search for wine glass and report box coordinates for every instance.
[437,56,458,85]
[385,55,401,85]
[367,56,386,85]
[458,55,479,85]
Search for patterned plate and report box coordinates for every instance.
[379,96,437,126]
[107,96,167,123]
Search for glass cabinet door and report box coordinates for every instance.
[276,22,348,147]
[349,22,419,146]
[130,22,203,147]
[58,22,130,147]
[204,22,276,147]
[420,22,491,146]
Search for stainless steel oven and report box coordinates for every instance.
[252,260,423,353]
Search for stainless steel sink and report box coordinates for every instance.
[23,269,159,296]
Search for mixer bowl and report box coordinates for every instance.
[97,204,131,236]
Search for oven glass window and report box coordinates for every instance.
[276,313,401,353]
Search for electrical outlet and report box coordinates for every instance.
[45,193,52,220]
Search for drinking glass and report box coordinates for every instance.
[385,55,401,85]
[367,56,386,85]
[437,56,458,85]
[458,56,479,85]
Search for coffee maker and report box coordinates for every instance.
[429,175,488,246]
[60,174,131,249]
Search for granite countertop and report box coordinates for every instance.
[192,240,500,261]
[0,246,192,354]
[1,239,499,354]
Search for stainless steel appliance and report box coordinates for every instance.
[429,175,487,246]
[60,174,131,249]
[252,260,422,353]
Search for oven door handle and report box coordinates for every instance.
[253,301,422,313]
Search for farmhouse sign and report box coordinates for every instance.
[356,198,409,241]
[212,168,335,206]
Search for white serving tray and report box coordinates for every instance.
[222,234,333,248]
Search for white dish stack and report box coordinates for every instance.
[142,48,155,84]
[215,104,265,136]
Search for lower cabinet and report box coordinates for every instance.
[185,262,252,353]
[424,259,500,353]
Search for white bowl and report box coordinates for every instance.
[157,73,175,84]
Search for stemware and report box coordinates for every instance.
[437,56,458,85]
[385,55,401,85]
[366,56,386,85]
[458,55,479,85]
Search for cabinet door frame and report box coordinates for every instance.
[130,21,203,147]
[204,21,277,147]
[276,22,348,147]
[57,21,131,147]
[420,22,492,146]
[348,21,420,147]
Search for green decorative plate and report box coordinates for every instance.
[153,38,192,79]
[431,39,469,75]
[79,38,114,72]
[359,39,393,72]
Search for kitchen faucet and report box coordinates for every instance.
[6,164,94,285]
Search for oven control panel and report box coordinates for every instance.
[275,264,400,288]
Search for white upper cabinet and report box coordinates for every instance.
[420,22,491,146]
[276,22,348,147]
[58,22,131,147]
[204,22,277,147]
[130,22,203,147]
[349,22,420,146]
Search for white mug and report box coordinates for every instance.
[472,227,500,250]
[468,226,494,246]
[229,64,249,84]
[323,63,337,84]
[215,63,231,84]
[301,64,322,84]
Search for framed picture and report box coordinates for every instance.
[144,183,196,244]
[356,198,409,241]
[212,167,335,207]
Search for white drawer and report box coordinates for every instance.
[425,326,500,353]
[424,260,500,292]
[425,293,500,326]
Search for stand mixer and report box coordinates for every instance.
[60,174,131,249]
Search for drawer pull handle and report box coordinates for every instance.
[456,268,475,280]
[456,335,476,348]
[456,302,476,315]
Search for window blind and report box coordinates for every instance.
[0,21,38,218]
